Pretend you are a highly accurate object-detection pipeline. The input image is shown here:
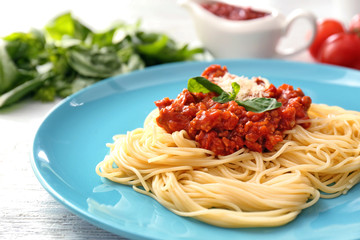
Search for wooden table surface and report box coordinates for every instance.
[0,0,337,239]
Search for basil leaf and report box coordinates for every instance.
[0,45,21,94]
[188,77,210,94]
[212,91,231,103]
[0,76,45,108]
[66,46,122,78]
[45,12,91,41]
[135,33,169,55]
[134,32,203,66]
[33,85,56,102]
[236,98,282,113]
[213,81,241,103]
[229,82,240,100]
[3,29,47,70]
[187,76,224,94]
[91,23,126,47]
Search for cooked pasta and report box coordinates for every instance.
[96,103,360,227]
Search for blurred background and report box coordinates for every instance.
[0,0,356,63]
[0,0,340,49]
[0,0,351,39]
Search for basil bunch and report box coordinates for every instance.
[0,13,203,109]
[188,76,281,113]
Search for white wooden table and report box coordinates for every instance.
[0,0,337,239]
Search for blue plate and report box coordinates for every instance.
[31,59,360,240]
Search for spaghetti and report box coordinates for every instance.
[96,66,360,228]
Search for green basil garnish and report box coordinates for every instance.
[187,76,281,113]
[212,82,240,103]
[236,98,281,113]
[188,76,223,95]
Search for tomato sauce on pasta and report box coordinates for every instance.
[155,65,312,155]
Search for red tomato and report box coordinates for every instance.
[317,32,360,69]
[349,14,360,33]
[308,19,345,59]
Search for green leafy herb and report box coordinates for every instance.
[0,73,50,107]
[213,82,240,103]
[0,44,20,94]
[236,98,282,113]
[3,29,47,71]
[135,32,203,66]
[45,12,91,41]
[0,12,203,109]
[188,76,224,95]
[212,91,232,103]
[187,76,281,113]
[229,82,240,99]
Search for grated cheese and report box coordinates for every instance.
[213,73,270,101]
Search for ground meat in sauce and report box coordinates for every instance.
[154,65,312,156]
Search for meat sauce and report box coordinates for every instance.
[201,1,270,21]
[155,65,311,156]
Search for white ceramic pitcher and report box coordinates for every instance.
[179,0,317,59]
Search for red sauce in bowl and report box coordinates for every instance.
[155,65,311,156]
[201,1,270,21]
